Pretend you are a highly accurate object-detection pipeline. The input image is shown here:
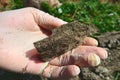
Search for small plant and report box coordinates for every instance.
[12,0,24,9]
[42,0,120,33]
[114,71,120,80]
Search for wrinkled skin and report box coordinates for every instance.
[0,7,107,79]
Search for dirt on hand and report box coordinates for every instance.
[0,22,120,80]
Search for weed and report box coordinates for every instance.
[43,0,120,33]
[114,71,120,80]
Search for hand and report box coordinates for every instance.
[0,7,107,79]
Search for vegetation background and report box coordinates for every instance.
[0,0,120,80]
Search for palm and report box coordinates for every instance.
[0,8,53,73]
[0,9,48,59]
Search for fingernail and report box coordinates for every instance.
[87,53,101,66]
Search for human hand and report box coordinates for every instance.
[0,7,107,79]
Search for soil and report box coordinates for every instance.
[34,21,98,61]
[0,22,120,80]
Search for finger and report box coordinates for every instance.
[31,8,67,30]
[50,50,90,67]
[82,37,98,46]
[50,46,108,67]
[74,46,108,59]
[42,64,80,79]
[25,60,80,79]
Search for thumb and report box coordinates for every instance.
[31,8,67,30]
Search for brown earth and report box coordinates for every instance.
[0,22,119,80]
[34,21,98,61]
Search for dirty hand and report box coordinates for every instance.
[0,7,107,79]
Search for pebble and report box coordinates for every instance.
[95,66,109,74]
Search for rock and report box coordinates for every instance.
[0,0,10,7]
[24,0,61,9]
[95,66,109,74]
[24,0,41,9]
